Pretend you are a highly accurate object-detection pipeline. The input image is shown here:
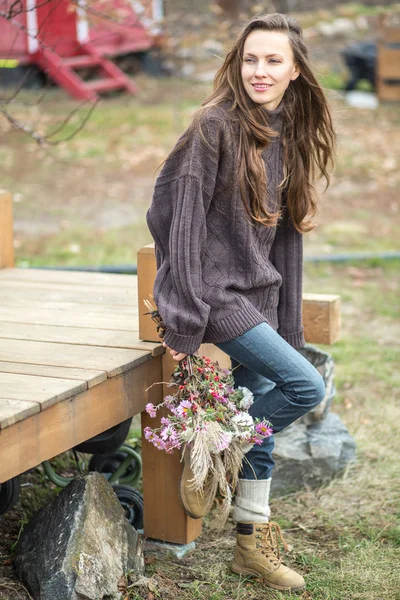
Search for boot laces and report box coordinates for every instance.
[256,522,289,566]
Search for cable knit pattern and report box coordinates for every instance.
[146,101,306,355]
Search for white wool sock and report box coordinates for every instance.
[233,478,271,523]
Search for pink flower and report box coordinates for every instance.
[164,439,182,453]
[250,437,264,446]
[160,425,177,441]
[215,432,232,452]
[226,400,237,412]
[176,400,192,418]
[145,403,157,418]
[164,395,175,409]
[255,422,273,437]
[161,417,171,426]
[153,438,166,450]
[144,426,155,441]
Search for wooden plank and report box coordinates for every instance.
[0,339,151,378]
[0,284,137,306]
[0,298,139,317]
[0,361,106,388]
[0,191,14,269]
[0,373,87,414]
[0,356,163,482]
[0,398,40,429]
[137,244,158,343]
[0,268,135,287]
[0,322,163,356]
[142,407,202,544]
[0,306,139,330]
[303,293,341,345]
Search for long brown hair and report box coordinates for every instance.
[163,13,336,232]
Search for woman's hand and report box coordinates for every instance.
[162,341,188,362]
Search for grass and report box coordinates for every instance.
[14,222,153,268]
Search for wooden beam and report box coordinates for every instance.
[303,293,341,345]
[141,350,202,544]
[0,356,163,483]
[0,190,14,269]
[137,244,341,347]
[137,244,158,343]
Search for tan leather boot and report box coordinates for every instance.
[179,447,218,519]
[231,522,306,592]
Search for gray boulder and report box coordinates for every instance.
[14,472,144,600]
[297,344,336,425]
[271,412,356,497]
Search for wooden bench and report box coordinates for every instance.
[0,189,341,547]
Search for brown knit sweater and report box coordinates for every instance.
[146,101,306,355]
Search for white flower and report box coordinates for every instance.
[232,412,254,428]
[238,386,254,410]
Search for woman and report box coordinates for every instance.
[146,13,336,593]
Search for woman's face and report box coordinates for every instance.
[241,29,300,110]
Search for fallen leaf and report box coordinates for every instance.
[118,575,127,594]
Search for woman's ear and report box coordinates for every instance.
[291,64,301,81]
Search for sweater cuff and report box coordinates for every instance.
[280,328,306,349]
[163,329,205,355]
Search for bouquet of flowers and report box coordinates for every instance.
[144,348,273,527]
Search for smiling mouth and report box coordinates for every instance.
[252,84,273,91]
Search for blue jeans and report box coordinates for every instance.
[215,322,325,480]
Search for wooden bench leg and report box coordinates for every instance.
[141,352,202,544]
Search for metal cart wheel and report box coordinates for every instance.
[0,476,21,516]
[112,484,144,530]
[88,443,142,486]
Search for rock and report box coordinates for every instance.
[176,48,195,60]
[345,91,378,110]
[355,15,369,31]
[194,70,218,82]
[202,39,224,56]
[181,63,196,78]
[270,413,356,497]
[332,17,357,36]
[316,21,336,38]
[14,472,144,600]
[297,344,336,424]
[317,18,356,38]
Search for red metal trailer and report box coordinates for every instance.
[0,0,163,101]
